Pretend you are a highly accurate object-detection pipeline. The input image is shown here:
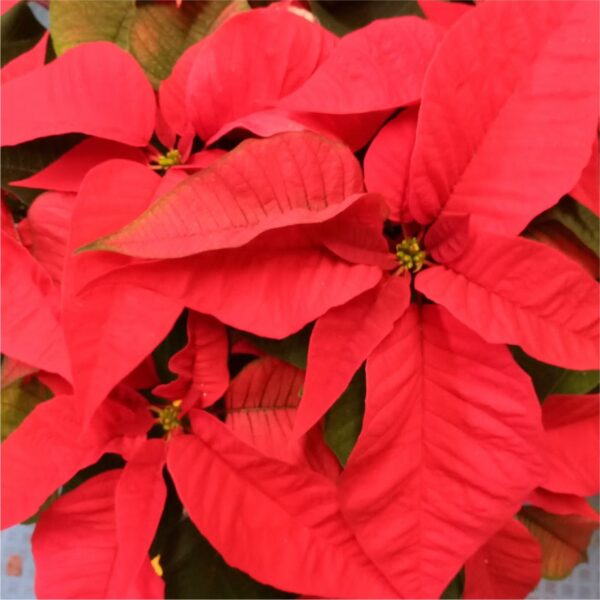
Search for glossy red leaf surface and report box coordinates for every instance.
[416,231,600,370]
[409,1,599,234]
[87,132,364,259]
[280,17,441,114]
[185,8,334,141]
[541,394,599,496]
[339,305,544,598]
[168,412,397,598]
[418,0,472,29]
[294,275,410,438]
[32,470,164,599]
[1,42,156,147]
[464,519,542,599]
[154,311,229,412]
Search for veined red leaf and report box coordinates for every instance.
[294,276,410,438]
[110,440,167,597]
[423,213,470,264]
[185,8,335,141]
[519,506,599,580]
[1,31,47,84]
[1,391,152,529]
[416,231,599,370]
[168,412,398,597]
[154,311,229,412]
[78,242,382,339]
[32,470,164,599]
[364,108,418,222]
[1,233,71,380]
[280,17,442,114]
[339,305,544,598]
[12,138,147,192]
[541,394,599,496]
[17,191,75,284]
[218,357,339,478]
[409,1,599,234]
[464,519,542,599]
[1,42,156,147]
[85,132,364,258]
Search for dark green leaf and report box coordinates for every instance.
[1,134,83,205]
[1,377,50,442]
[310,0,423,36]
[49,0,136,55]
[441,569,464,599]
[130,0,244,88]
[243,325,312,370]
[511,347,599,400]
[152,311,189,384]
[324,368,365,465]
[534,196,599,257]
[162,517,293,599]
[49,0,247,88]
[1,1,46,67]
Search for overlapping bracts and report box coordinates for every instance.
[1,1,598,598]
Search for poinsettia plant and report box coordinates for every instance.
[1,0,599,598]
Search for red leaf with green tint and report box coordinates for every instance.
[1,42,156,147]
[528,489,600,521]
[1,233,70,380]
[168,412,398,598]
[185,8,334,141]
[154,311,229,412]
[339,305,544,598]
[86,132,364,259]
[12,138,147,193]
[110,440,167,597]
[416,231,600,370]
[32,470,164,599]
[408,1,599,234]
[219,357,339,478]
[364,108,418,222]
[464,519,542,599]
[541,394,599,496]
[520,506,600,580]
[280,17,442,114]
[1,390,152,529]
[294,275,410,438]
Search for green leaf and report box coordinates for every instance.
[1,134,83,205]
[511,347,599,400]
[1,377,50,443]
[242,325,312,370]
[161,517,293,599]
[129,0,242,88]
[1,1,46,67]
[49,0,136,55]
[535,196,599,257]
[324,368,365,465]
[49,0,247,88]
[310,0,423,36]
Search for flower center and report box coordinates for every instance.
[152,400,182,433]
[152,149,182,170]
[396,237,426,273]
